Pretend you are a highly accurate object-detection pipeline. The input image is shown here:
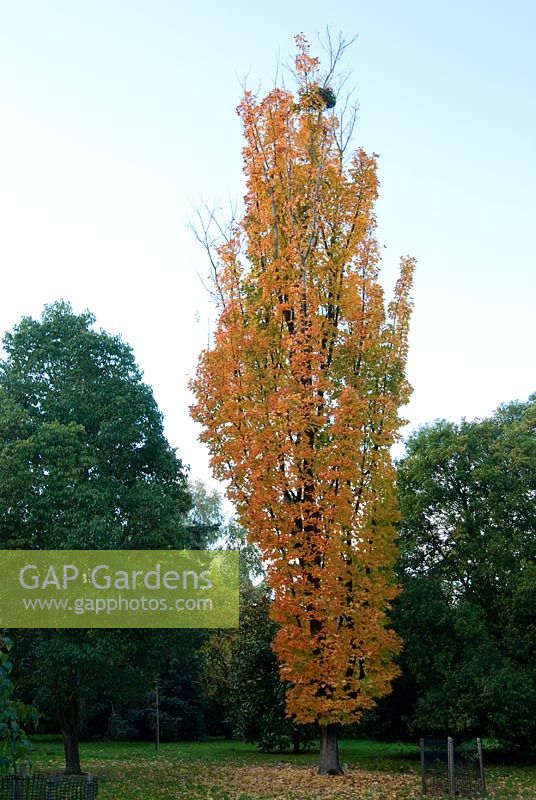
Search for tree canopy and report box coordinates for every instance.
[0,301,191,551]
[0,301,192,773]
[395,396,536,750]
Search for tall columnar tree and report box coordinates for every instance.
[191,36,414,773]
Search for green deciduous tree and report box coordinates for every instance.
[395,396,536,750]
[0,301,190,551]
[0,302,192,772]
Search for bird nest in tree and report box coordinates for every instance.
[299,85,337,110]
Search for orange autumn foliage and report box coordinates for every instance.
[191,36,414,727]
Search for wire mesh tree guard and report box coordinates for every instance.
[420,737,487,797]
[0,772,97,800]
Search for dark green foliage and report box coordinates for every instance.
[150,631,209,742]
[100,642,209,743]
[394,396,536,751]
[230,585,314,753]
[0,301,191,551]
[0,636,37,774]
[393,577,536,744]
[0,302,193,772]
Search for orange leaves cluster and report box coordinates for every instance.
[191,38,414,727]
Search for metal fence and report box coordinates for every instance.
[0,773,97,800]
[420,737,487,797]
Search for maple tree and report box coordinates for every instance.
[191,35,414,774]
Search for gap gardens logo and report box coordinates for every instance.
[0,550,239,628]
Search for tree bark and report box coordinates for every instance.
[318,723,342,774]
[58,699,82,775]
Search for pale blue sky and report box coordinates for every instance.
[1,1,535,481]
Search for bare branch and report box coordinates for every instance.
[319,27,358,90]
[336,90,360,158]
[188,200,237,306]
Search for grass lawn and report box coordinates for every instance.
[28,738,536,800]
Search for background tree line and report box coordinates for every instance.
[1,303,535,774]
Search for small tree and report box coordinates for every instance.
[191,35,414,773]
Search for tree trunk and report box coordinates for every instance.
[318,723,342,775]
[292,729,301,755]
[58,699,82,775]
